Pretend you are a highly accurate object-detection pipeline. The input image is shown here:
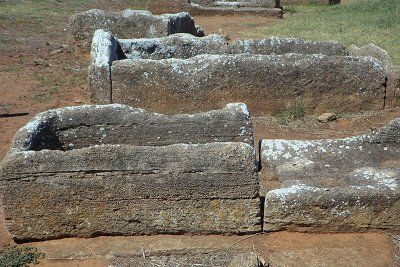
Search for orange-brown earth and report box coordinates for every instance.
[0,2,399,265]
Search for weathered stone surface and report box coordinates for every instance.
[108,248,262,267]
[90,32,366,112]
[69,9,202,45]
[192,0,276,8]
[111,54,386,115]
[89,30,121,104]
[1,142,261,241]
[119,33,228,60]
[260,118,400,232]
[6,103,253,153]
[348,43,400,108]
[2,192,260,241]
[0,104,260,241]
[229,37,347,56]
[280,0,339,4]
[148,0,282,17]
[2,142,259,200]
[118,34,347,60]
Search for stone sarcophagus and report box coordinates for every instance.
[89,29,397,116]
[260,118,400,232]
[0,103,261,241]
[69,9,204,46]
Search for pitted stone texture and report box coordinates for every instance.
[348,43,400,108]
[111,54,386,115]
[6,103,253,154]
[2,143,259,200]
[229,37,347,56]
[69,9,201,45]
[1,142,260,241]
[108,248,262,267]
[260,118,400,232]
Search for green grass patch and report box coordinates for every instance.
[245,0,400,67]
[277,98,305,124]
[0,245,44,267]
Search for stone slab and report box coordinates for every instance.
[2,142,258,200]
[108,248,262,267]
[1,196,261,242]
[111,54,386,115]
[1,142,261,241]
[260,118,400,232]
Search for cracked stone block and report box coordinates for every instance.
[69,9,202,46]
[90,30,388,115]
[260,118,400,232]
[0,104,260,241]
[107,248,262,267]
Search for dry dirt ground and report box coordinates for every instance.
[0,4,399,266]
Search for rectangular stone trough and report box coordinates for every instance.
[260,118,400,232]
[89,29,394,116]
[0,103,261,241]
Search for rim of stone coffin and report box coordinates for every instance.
[116,31,348,57]
[4,102,252,157]
[261,117,400,195]
[92,29,388,79]
[188,0,280,11]
[69,9,199,29]
[101,29,394,69]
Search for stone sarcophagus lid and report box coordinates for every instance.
[261,118,400,232]
[89,29,398,116]
[0,103,261,241]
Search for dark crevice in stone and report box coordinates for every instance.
[383,76,388,109]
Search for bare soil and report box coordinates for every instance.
[0,6,399,265]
